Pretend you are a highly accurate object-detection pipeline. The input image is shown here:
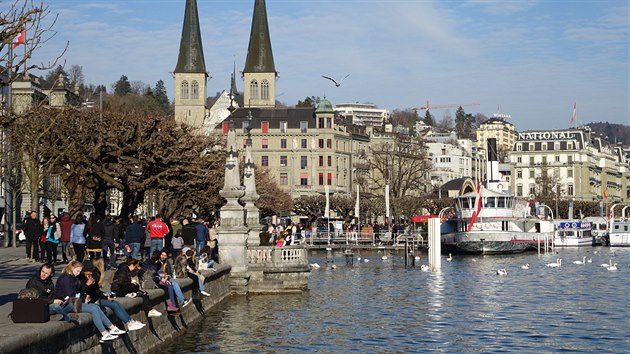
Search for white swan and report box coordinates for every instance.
[546,258,562,268]
[420,264,429,271]
[521,264,530,270]
[309,263,320,269]
[587,258,592,263]
[608,263,618,271]
[414,256,421,261]
[600,259,613,268]
[331,264,337,269]
[446,253,453,262]
[497,269,507,276]
[357,256,362,261]
[382,255,388,260]
[572,256,586,265]
[363,258,369,263]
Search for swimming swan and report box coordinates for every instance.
[572,256,586,265]
[608,263,618,271]
[546,258,562,268]
[446,253,453,262]
[497,269,508,275]
[420,264,429,271]
[521,264,530,270]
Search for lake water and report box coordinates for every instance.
[165,247,630,353]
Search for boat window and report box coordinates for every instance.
[462,198,470,209]
[497,197,506,208]
[485,197,495,208]
[583,230,591,237]
[566,231,574,236]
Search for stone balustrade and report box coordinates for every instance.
[247,245,309,270]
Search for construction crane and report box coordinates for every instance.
[413,100,480,112]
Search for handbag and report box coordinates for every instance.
[54,226,62,240]
[11,298,49,323]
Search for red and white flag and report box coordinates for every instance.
[467,181,482,232]
[570,102,576,123]
[12,29,25,49]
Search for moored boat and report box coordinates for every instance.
[609,219,630,247]
[553,220,594,247]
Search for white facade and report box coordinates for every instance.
[335,103,389,127]
[426,141,472,186]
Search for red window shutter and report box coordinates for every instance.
[262,121,269,133]
[222,121,229,134]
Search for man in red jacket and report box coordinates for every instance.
[148,214,169,256]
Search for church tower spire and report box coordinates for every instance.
[174,0,208,129]
[243,0,277,108]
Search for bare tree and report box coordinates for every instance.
[367,135,433,198]
[0,0,68,84]
[67,64,84,87]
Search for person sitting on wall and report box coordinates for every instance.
[110,257,161,318]
[80,257,146,331]
[151,250,190,312]
[25,263,74,322]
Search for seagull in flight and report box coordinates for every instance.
[322,74,350,87]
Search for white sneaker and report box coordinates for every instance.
[125,292,137,298]
[182,299,191,307]
[200,290,210,297]
[100,333,119,342]
[109,327,126,335]
[127,320,145,331]
[148,309,162,317]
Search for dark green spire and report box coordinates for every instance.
[243,0,276,74]
[174,0,206,74]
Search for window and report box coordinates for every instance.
[326,117,332,128]
[327,156,332,167]
[301,139,307,149]
[242,120,250,133]
[517,169,522,179]
[261,121,269,134]
[280,156,287,166]
[222,121,229,134]
[280,139,287,149]
[542,156,547,164]
[250,80,258,100]
[517,185,523,196]
[301,156,308,169]
[327,173,332,185]
[319,156,324,167]
[280,121,288,133]
[567,142,574,149]
[300,172,308,186]
[327,139,332,149]
[529,184,536,195]
[567,169,573,178]
[529,156,535,165]
[318,173,324,185]
[318,118,325,128]
[261,79,269,100]
[280,173,288,185]
[567,184,574,195]
[191,80,199,99]
[181,81,189,99]
[261,156,269,167]
[555,155,560,162]
[300,121,308,133]
[517,157,522,163]
[568,156,573,163]
[529,169,535,178]
[516,144,522,151]
[261,139,268,149]
[319,139,324,149]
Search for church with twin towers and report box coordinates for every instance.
[173,0,365,200]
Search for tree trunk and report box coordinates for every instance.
[92,185,108,218]
[119,189,144,220]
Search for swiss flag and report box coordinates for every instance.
[13,29,25,49]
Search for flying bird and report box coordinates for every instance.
[322,74,350,87]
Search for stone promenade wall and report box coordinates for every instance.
[0,265,232,354]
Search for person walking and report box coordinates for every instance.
[194,218,208,256]
[70,214,87,262]
[147,214,169,256]
[101,215,118,270]
[59,212,74,263]
[181,218,196,249]
[23,211,43,262]
[124,216,144,260]
[44,216,60,264]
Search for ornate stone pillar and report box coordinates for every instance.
[242,111,261,246]
[217,119,249,293]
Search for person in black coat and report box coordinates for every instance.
[181,218,196,248]
[25,263,73,321]
[124,216,144,260]
[23,211,43,262]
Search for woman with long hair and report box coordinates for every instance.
[54,260,126,342]
[81,257,145,331]
[111,257,162,318]
[44,216,60,264]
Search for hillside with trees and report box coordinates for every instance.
[587,122,630,145]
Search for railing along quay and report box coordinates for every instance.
[302,231,428,250]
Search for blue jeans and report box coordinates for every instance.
[50,302,73,321]
[128,242,141,260]
[81,303,114,333]
[150,238,163,257]
[162,279,185,305]
[99,299,131,323]
[195,240,205,256]
[102,240,117,269]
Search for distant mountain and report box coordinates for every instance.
[587,122,630,145]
